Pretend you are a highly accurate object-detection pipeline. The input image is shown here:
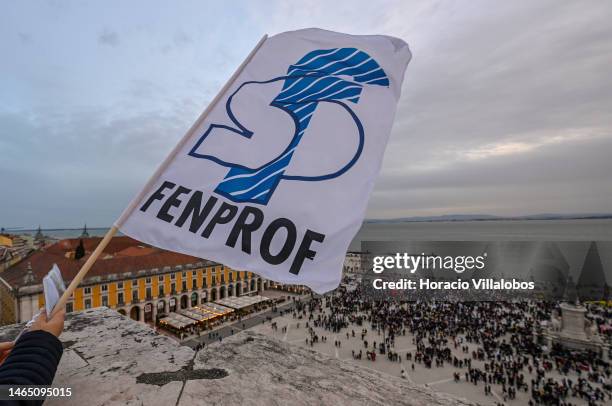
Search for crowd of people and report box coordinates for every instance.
[277,280,612,405]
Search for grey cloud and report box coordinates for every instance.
[2,1,612,227]
[160,30,193,54]
[173,30,192,47]
[378,135,612,190]
[252,2,612,218]
[17,32,31,43]
[369,132,612,217]
[362,0,612,217]
[98,29,119,47]
[0,107,192,228]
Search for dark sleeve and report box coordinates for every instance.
[0,330,63,406]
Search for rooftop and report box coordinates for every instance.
[0,236,218,290]
[0,308,471,405]
[214,294,270,309]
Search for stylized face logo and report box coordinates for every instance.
[188,48,389,205]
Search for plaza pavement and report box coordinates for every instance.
[175,292,606,405]
[247,311,602,406]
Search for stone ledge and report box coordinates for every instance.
[0,308,472,405]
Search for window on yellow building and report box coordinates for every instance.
[102,296,108,307]
[171,273,175,280]
[66,303,73,313]
[192,278,197,289]
[85,299,92,309]
[146,287,152,300]
[84,287,91,295]
[118,292,124,304]
[101,284,108,292]
[158,285,164,297]
[146,277,151,284]
[158,275,163,282]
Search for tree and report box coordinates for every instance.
[75,239,85,260]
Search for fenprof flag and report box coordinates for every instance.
[118,28,411,293]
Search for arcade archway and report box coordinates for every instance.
[157,300,166,313]
[144,303,153,322]
[130,306,140,321]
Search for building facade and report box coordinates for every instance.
[0,236,269,325]
[79,263,268,323]
[0,233,36,272]
[343,251,368,274]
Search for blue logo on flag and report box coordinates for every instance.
[189,48,389,205]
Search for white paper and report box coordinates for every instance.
[42,264,66,315]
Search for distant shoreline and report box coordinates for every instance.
[365,214,612,224]
[8,227,111,232]
[4,218,611,248]
[4,215,612,232]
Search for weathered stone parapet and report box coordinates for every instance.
[0,308,472,405]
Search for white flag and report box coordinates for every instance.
[118,28,411,293]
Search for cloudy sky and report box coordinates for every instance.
[1,0,611,228]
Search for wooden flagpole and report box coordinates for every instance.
[52,34,269,316]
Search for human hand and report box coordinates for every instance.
[0,341,14,365]
[0,342,14,352]
[29,308,65,338]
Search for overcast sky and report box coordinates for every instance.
[1,0,611,228]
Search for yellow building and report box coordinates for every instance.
[0,236,269,325]
[0,235,13,247]
[0,233,34,272]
